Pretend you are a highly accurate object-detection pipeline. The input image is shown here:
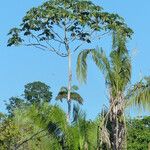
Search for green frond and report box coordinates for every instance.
[112,29,127,53]
[56,91,83,104]
[109,31,131,96]
[76,49,92,84]
[127,76,150,111]
[60,86,68,92]
[76,31,131,99]
[56,85,84,104]
[12,103,68,149]
[91,48,110,75]
[71,85,79,91]
[72,106,98,149]
[76,48,111,84]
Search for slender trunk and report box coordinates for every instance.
[67,49,72,121]
[64,21,72,121]
[64,34,72,121]
[109,95,125,150]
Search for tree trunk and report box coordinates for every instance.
[67,46,72,121]
[109,95,125,150]
[64,21,72,121]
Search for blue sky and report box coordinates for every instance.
[0,0,150,119]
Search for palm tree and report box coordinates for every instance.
[76,30,150,150]
[56,85,84,121]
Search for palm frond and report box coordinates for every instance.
[76,48,111,84]
[72,106,98,149]
[71,85,79,91]
[76,49,92,84]
[126,76,150,111]
[109,31,131,96]
[56,85,84,104]
[56,91,83,104]
[60,86,68,92]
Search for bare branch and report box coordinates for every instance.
[52,38,64,44]
[50,28,64,42]
[31,33,41,44]
[25,42,68,57]
[24,43,48,51]
[46,41,68,57]
[74,43,84,53]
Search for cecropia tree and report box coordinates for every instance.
[7,0,132,120]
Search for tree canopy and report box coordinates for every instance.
[7,0,133,53]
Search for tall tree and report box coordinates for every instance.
[7,0,132,120]
[76,30,150,149]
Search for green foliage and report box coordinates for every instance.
[1,100,150,150]
[0,103,68,150]
[0,112,5,120]
[6,97,25,115]
[6,81,53,116]
[56,85,83,104]
[127,77,150,111]
[0,117,20,150]
[7,0,133,55]
[76,30,150,149]
[24,81,52,105]
[77,31,131,97]
[68,106,99,149]
[3,1,150,149]
[127,116,150,150]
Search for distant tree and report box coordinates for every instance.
[6,81,52,115]
[76,30,150,149]
[6,97,25,115]
[7,0,132,120]
[24,81,52,105]
[127,116,150,150]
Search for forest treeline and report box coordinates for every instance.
[0,81,149,150]
[0,0,150,149]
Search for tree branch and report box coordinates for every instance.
[25,41,68,57]
[50,28,64,43]
[15,129,46,150]
[74,43,84,53]
[46,41,68,57]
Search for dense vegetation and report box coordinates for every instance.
[0,0,149,149]
[0,82,149,149]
